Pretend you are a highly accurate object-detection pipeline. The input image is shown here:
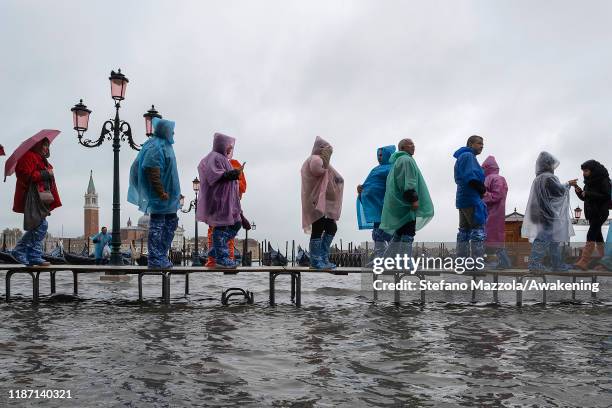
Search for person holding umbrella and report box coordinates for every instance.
[4,130,62,266]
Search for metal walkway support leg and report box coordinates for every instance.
[33,272,40,303]
[162,272,171,304]
[372,272,379,302]
[269,272,276,306]
[572,276,576,300]
[138,273,143,301]
[50,272,56,294]
[541,275,547,305]
[394,273,401,305]
[295,272,301,308]
[516,276,523,307]
[185,273,189,296]
[73,272,78,295]
[493,273,499,304]
[290,273,296,303]
[6,271,13,302]
[471,276,478,303]
[419,275,425,305]
[592,276,597,300]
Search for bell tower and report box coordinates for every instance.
[84,170,99,238]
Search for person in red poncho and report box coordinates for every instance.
[205,152,247,267]
[11,138,61,266]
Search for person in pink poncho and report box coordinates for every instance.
[301,136,344,269]
[196,133,244,269]
[482,155,511,269]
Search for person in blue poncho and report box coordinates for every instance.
[91,226,112,265]
[128,118,182,269]
[453,135,488,261]
[357,145,396,262]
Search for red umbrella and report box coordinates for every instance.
[0,144,5,156]
[4,129,61,181]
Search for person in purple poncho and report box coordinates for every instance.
[482,156,511,269]
[196,133,244,269]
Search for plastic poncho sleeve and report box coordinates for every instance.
[483,177,505,205]
[456,153,483,185]
[309,156,327,177]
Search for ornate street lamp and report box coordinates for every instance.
[71,69,148,268]
[180,177,202,266]
[143,105,162,137]
[574,206,582,220]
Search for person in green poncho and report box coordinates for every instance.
[379,139,434,262]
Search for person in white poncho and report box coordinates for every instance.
[521,152,576,271]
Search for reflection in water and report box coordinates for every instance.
[0,271,610,407]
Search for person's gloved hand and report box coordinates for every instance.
[222,169,241,181]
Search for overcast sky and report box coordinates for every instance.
[1,0,610,247]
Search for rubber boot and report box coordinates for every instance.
[147,216,165,269]
[468,228,486,270]
[320,233,336,269]
[397,234,414,272]
[550,242,570,272]
[309,238,327,269]
[212,228,238,269]
[206,227,215,267]
[574,241,596,270]
[161,215,178,269]
[595,242,605,258]
[528,239,549,272]
[456,228,470,258]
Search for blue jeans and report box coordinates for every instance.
[13,219,48,264]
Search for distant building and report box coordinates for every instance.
[120,215,185,250]
[84,170,99,239]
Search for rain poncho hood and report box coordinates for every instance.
[379,151,434,234]
[482,156,508,246]
[454,146,487,225]
[356,145,396,229]
[301,136,344,233]
[127,118,181,214]
[196,133,242,226]
[521,152,574,242]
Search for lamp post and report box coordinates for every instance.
[180,177,201,266]
[242,221,256,266]
[71,69,157,267]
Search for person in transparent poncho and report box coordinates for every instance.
[521,152,576,271]
[127,118,181,269]
[301,136,344,270]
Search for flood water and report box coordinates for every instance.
[0,271,610,407]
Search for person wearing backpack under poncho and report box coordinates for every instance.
[453,135,488,262]
[356,145,396,264]
[379,139,434,265]
[521,152,576,271]
[301,136,344,270]
[197,133,244,269]
[128,118,181,269]
[570,160,611,270]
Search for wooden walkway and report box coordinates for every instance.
[0,264,610,306]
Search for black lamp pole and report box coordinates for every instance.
[180,177,201,266]
[71,69,154,268]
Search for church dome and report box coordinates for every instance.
[137,214,150,228]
